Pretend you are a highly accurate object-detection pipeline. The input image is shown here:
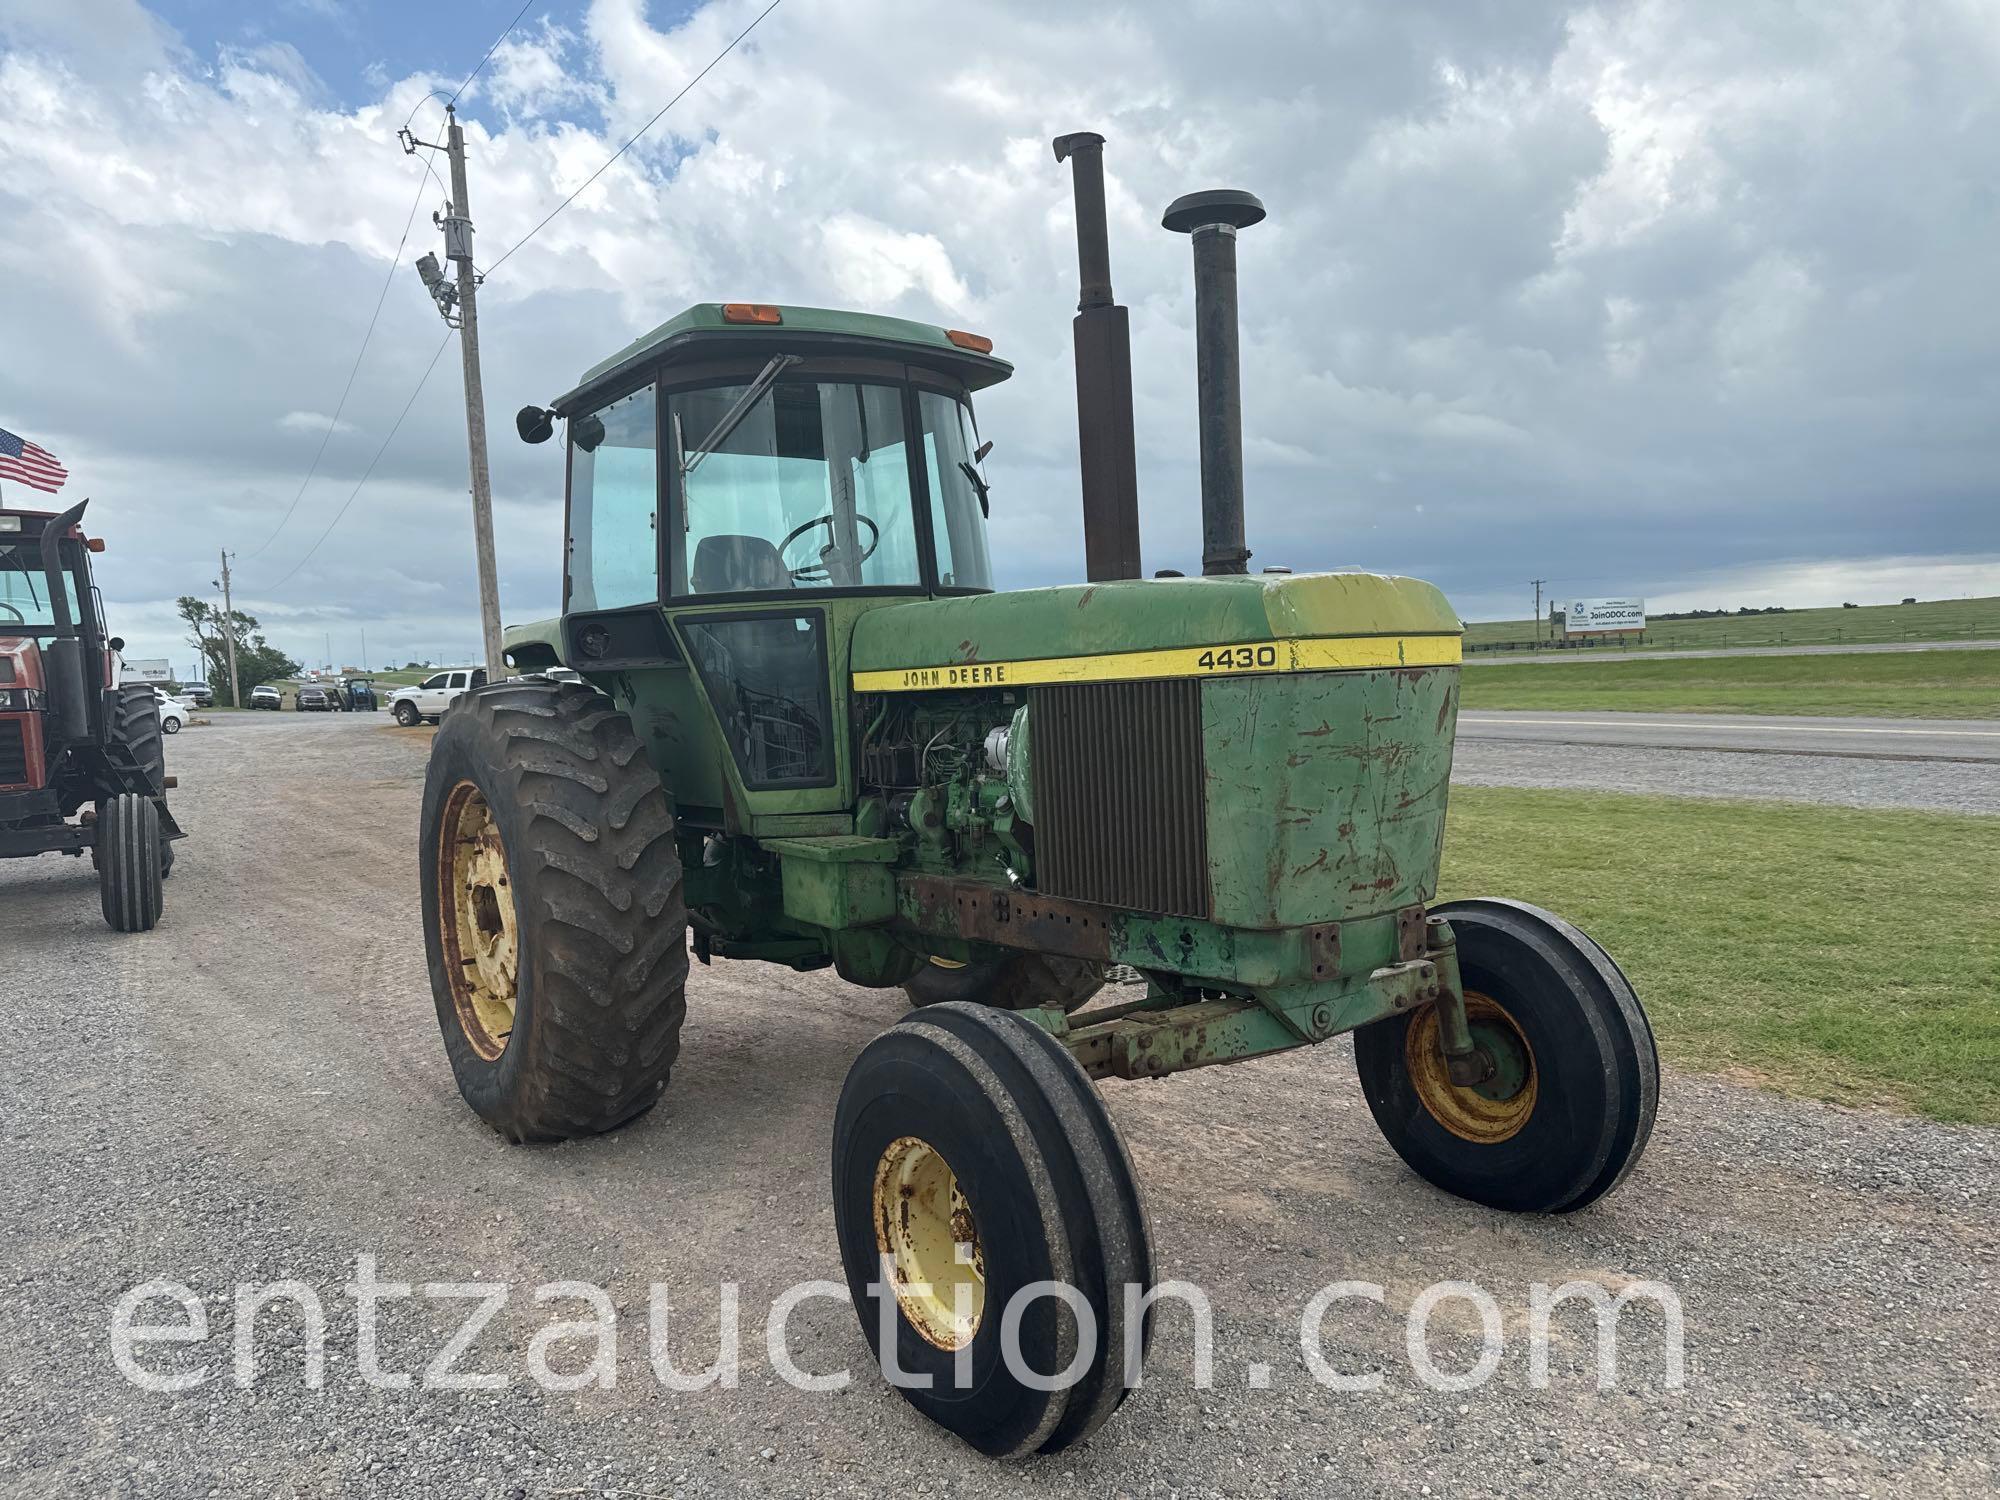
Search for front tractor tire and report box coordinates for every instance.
[904,952,1106,1014]
[109,683,167,796]
[833,1003,1154,1457]
[1354,899,1658,1214]
[419,680,689,1142]
[98,792,164,932]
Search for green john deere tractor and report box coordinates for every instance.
[418,134,1656,1456]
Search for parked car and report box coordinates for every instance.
[249,685,283,710]
[295,685,332,712]
[390,668,487,726]
[178,682,214,708]
[156,696,188,734]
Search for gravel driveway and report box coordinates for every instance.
[0,714,1993,1498]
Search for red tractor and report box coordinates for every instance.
[0,499,184,930]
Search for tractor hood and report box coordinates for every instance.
[850,572,1461,688]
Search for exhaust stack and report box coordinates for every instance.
[1163,188,1265,576]
[1053,132,1143,582]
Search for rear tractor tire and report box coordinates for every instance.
[833,1003,1153,1457]
[419,679,689,1142]
[1354,899,1657,1214]
[904,952,1105,1014]
[97,792,164,933]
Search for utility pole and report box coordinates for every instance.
[360,625,368,673]
[404,105,505,682]
[218,548,242,708]
[1531,578,1546,643]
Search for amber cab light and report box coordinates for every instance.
[945,329,993,353]
[86,537,107,553]
[721,303,783,325]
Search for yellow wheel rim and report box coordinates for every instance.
[1405,990,1537,1144]
[872,1136,985,1350]
[927,956,967,970]
[437,780,519,1061]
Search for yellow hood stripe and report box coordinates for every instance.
[852,633,1461,693]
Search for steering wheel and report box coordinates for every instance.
[780,512,880,582]
[0,602,23,624]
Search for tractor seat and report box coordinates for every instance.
[691,534,792,594]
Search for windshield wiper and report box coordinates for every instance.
[682,354,802,480]
[957,461,990,518]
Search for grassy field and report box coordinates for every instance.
[1458,647,2000,718]
[1440,786,2000,1124]
[1465,594,2000,652]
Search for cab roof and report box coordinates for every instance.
[552,303,1013,416]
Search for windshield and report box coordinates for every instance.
[0,541,83,632]
[670,380,922,596]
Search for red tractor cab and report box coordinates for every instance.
[0,499,184,930]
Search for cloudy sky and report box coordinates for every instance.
[2,0,1996,673]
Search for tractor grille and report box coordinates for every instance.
[0,717,26,787]
[1032,679,1210,919]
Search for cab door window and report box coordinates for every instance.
[917,390,994,591]
[568,385,659,610]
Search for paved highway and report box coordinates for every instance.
[1463,638,1999,665]
[1454,710,2000,814]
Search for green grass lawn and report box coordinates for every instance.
[1458,647,2000,719]
[1440,787,2000,1124]
[1464,593,2000,652]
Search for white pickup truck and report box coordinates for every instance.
[389,668,488,726]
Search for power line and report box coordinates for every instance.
[244,167,435,560]
[250,0,538,566]
[449,0,538,107]
[256,0,780,590]
[484,0,783,278]
[259,333,455,591]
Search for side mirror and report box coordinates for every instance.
[973,439,994,464]
[516,405,556,445]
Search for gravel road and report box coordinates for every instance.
[1,713,1994,1499]
[1456,711,2000,815]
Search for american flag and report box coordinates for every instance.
[0,427,68,494]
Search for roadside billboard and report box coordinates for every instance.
[1563,598,1645,635]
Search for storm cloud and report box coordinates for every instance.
[1,0,1995,670]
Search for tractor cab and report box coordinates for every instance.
[508,303,1011,812]
[0,508,116,769]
